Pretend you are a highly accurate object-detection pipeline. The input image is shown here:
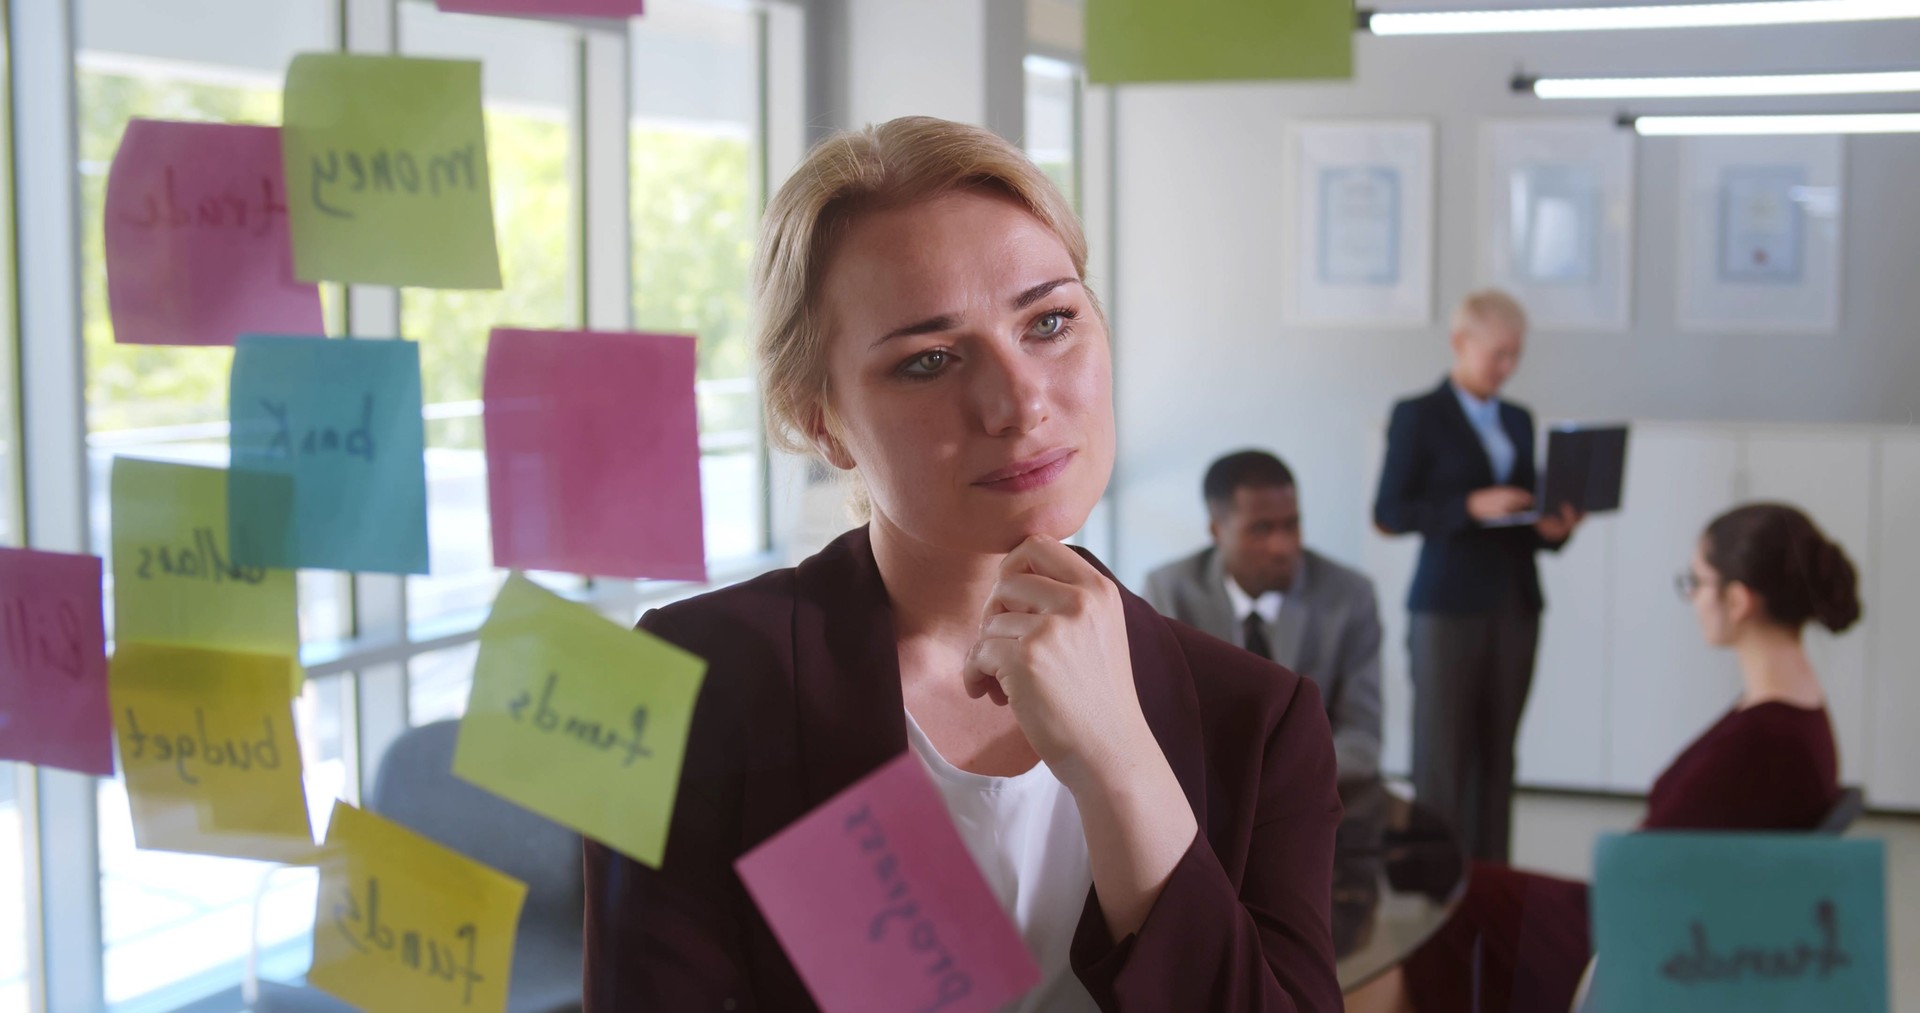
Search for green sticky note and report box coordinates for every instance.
[1086,0,1354,85]
[111,458,301,662]
[1592,832,1889,1013]
[281,53,502,289]
[452,573,706,867]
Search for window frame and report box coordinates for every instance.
[9,1,803,1010]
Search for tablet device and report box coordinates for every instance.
[1482,423,1630,526]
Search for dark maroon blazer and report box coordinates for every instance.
[583,527,1344,1011]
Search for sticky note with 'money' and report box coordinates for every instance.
[281,53,501,289]
[1591,832,1889,1013]
[0,547,112,776]
[309,800,528,1013]
[452,572,705,868]
[735,752,1042,1013]
[483,328,705,582]
[228,334,428,574]
[110,458,302,671]
[110,641,314,863]
[104,118,323,346]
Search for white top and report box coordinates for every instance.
[904,709,1100,1013]
[1223,575,1285,649]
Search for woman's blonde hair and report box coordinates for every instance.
[752,115,1092,461]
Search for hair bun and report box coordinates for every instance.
[1809,538,1862,634]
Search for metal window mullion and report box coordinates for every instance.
[11,0,104,1009]
[342,0,409,802]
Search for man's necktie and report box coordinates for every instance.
[1242,612,1272,661]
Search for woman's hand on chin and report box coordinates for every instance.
[964,534,1198,940]
[962,535,1155,794]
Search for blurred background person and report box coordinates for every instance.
[1146,450,1383,781]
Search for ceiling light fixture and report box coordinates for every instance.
[1520,69,1920,99]
[1622,111,1920,133]
[1364,0,1920,36]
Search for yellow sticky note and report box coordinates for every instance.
[309,801,527,1013]
[452,573,706,868]
[110,642,314,863]
[281,53,502,289]
[110,458,302,687]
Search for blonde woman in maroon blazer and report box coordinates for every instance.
[583,116,1343,1012]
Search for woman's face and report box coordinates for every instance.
[813,189,1114,555]
[1686,542,1735,646]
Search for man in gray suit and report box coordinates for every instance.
[1144,450,1384,780]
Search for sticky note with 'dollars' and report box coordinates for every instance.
[1592,832,1889,1013]
[0,547,112,776]
[452,573,705,867]
[110,458,301,670]
[310,801,527,1013]
[229,335,428,574]
[736,752,1041,1013]
[110,642,313,863]
[281,53,500,289]
[104,119,323,346]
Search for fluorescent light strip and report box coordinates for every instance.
[1631,112,1920,133]
[1369,0,1920,35]
[1536,70,1920,99]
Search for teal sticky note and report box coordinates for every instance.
[1591,832,1888,1013]
[228,335,428,575]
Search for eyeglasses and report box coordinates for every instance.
[1673,570,1718,600]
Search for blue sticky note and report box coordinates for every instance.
[1591,832,1887,1013]
[228,335,428,574]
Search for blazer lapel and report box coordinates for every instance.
[1270,556,1311,672]
[1432,377,1497,487]
[790,527,909,808]
[1198,548,1242,644]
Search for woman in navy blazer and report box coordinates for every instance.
[583,117,1343,1011]
[1372,292,1579,864]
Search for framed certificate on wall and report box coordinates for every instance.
[1677,136,1843,333]
[1478,119,1635,332]
[1284,121,1434,328]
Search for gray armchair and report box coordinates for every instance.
[251,719,584,1013]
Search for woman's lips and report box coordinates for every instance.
[974,448,1076,493]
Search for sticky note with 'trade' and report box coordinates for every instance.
[310,800,527,1013]
[452,572,705,868]
[110,642,314,863]
[736,752,1041,1013]
[104,118,324,346]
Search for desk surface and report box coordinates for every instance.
[1333,779,1469,992]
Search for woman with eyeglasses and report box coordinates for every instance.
[1352,502,1857,1013]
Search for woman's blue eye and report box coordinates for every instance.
[1032,313,1067,338]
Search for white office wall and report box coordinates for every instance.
[1102,23,1920,593]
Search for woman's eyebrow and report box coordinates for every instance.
[871,313,961,348]
[1011,277,1079,311]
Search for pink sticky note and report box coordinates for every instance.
[0,548,111,776]
[436,0,643,16]
[105,119,323,347]
[484,328,706,582]
[736,752,1042,1013]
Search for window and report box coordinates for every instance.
[399,2,583,628]
[21,0,794,1006]
[74,3,342,1007]
[1023,54,1080,212]
[632,0,767,566]
[0,10,27,1012]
